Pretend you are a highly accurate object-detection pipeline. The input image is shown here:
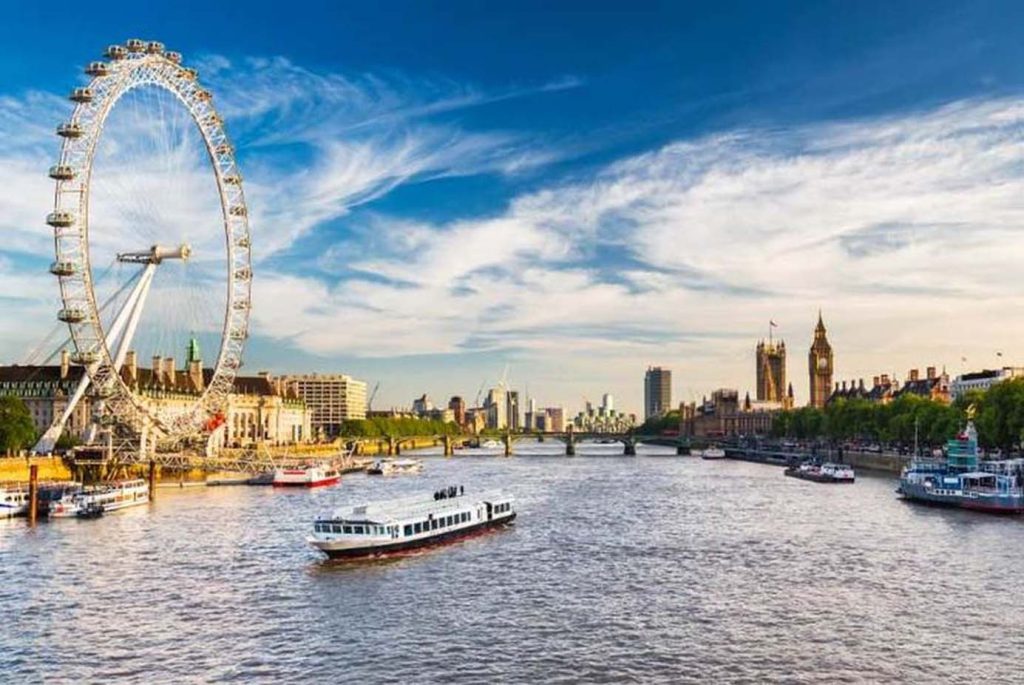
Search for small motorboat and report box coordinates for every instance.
[700,447,726,460]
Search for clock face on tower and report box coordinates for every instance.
[817,356,829,371]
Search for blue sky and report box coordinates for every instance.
[4,1,1024,414]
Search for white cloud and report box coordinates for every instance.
[250,96,1024,409]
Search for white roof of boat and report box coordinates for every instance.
[324,490,512,523]
[960,471,998,478]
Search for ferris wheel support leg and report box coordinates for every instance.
[33,265,157,454]
[85,264,156,446]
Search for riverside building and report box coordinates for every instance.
[280,373,367,439]
[951,367,1024,400]
[0,349,312,448]
[644,367,672,419]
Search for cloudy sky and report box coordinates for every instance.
[4,1,1024,415]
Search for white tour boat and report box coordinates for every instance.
[48,479,150,518]
[0,486,30,518]
[700,447,727,460]
[272,464,341,488]
[480,439,502,449]
[309,488,516,560]
[366,458,424,476]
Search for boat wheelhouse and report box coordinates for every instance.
[272,464,340,488]
[898,420,1024,514]
[309,489,515,560]
[48,479,149,519]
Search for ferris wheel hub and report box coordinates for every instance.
[117,243,192,264]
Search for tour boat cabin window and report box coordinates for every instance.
[431,519,438,530]
[404,524,413,536]
[333,524,342,533]
[414,522,422,534]
[353,525,364,534]
[343,525,352,534]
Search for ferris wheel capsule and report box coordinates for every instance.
[57,122,84,138]
[146,41,165,55]
[49,165,75,180]
[165,51,182,64]
[85,61,110,77]
[57,308,87,324]
[70,350,100,365]
[46,211,75,227]
[49,261,76,276]
[69,87,93,103]
[125,38,145,52]
[105,45,127,60]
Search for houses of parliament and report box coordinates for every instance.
[755,312,833,410]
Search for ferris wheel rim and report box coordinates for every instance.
[49,40,252,440]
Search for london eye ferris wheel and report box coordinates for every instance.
[38,39,252,454]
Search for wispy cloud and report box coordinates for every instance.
[250,95,1024,403]
[0,54,576,362]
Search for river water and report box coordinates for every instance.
[2,442,1023,683]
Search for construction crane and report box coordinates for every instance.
[367,382,381,412]
[474,380,486,407]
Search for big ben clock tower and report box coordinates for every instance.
[808,311,833,409]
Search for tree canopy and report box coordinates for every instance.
[0,396,36,456]
[340,416,459,438]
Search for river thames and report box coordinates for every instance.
[3,442,1024,683]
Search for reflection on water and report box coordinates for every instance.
[3,441,1024,683]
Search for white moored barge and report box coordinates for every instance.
[48,479,150,518]
[309,488,515,560]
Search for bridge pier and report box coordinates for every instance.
[677,442,688,456]
[386,436,396,456]
[148,459,157,501]
[624,441,637,456]
[443,435,454,457]
[503,433,512,457]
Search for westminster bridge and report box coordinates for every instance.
[351,428,689,458]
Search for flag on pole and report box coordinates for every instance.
[997,351,1003,357]
[770,320,777,327]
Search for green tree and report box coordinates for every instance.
[0,396,36,456]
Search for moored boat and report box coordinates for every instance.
[785,461,855,483]
[366,458,423,476]
[480,439,502,449]
[699,447,726,460]
[48,479,149,518]
[898,419,1024,513]
[272,464,340,488]
[0,485,30,518]
[309,488,515,560]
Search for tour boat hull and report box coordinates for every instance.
[897,482,1024,514]
[272,475,341,488]
[313,514,516,560]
